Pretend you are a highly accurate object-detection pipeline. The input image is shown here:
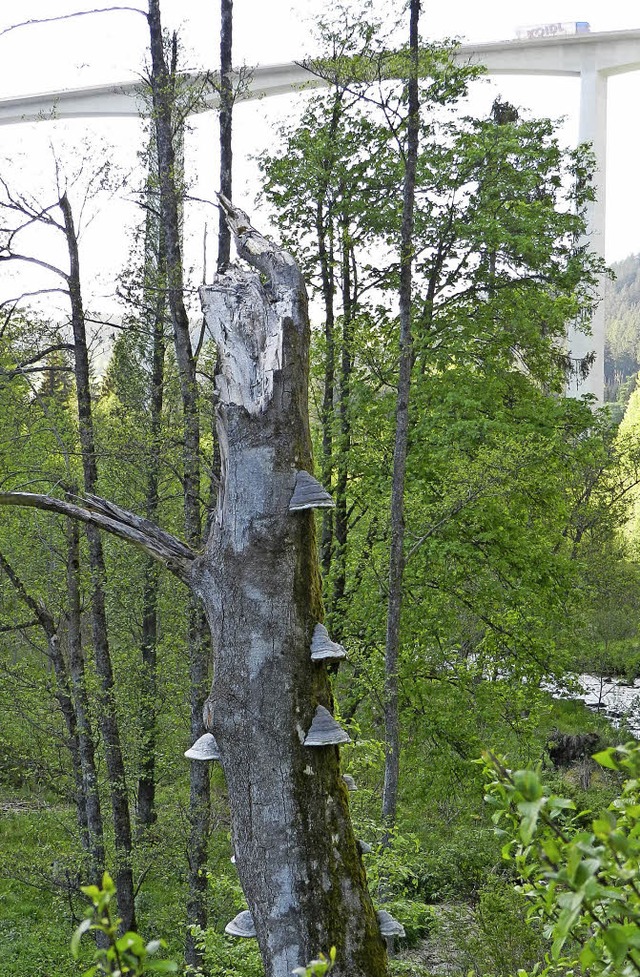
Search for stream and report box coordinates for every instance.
[552,673,640,738]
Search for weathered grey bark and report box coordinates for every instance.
[59,191,137,932]
[217,0,233,271]
[198,199,387,977]
[381,0,421,829]
[146,3,211,962]
[0,492,194,576]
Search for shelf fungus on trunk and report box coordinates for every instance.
[184,732,221,761]
[289,470,335,512]
[358,840,373,855]
[311,623,346,662]
[342,774,357,791]
[197,199,387,977]
[225,910,257,938]
[304,705,351,747]
[376,910,406,938]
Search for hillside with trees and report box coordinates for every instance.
[605,252,640,399]
[2,3,640,977]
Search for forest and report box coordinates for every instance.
[2,2,640,976]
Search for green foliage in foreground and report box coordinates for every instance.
[292,947,336,977]
[483,743,640,977]
[72,873,177,976]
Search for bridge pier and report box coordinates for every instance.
[566,63,608,401]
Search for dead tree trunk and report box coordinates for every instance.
[198,200,387,977]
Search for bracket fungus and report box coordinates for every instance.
[224,909,256,938]
[289,470,334,512]
[304,705,351,747]
[184,732,221,761]
[310,623,346,662]
[376,909,406,938]
[358,840,373,854]
[342,774,357,791]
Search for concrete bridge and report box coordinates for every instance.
[2,28,640,400]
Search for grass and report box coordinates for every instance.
[0,794,82,976]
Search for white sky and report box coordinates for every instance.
[0,0,639,322]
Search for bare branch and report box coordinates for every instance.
[0,289,70,311]
[218,193,301,288]
[0,252,69,281]
[0,492,195,583]
[1,343,74,375]
[0,548,54,635]
[0,7,146,40]
[81,493,195,562]
[0,620,40,633]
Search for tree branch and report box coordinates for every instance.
[0,343,74,379]
[0,548,54,636]
[0,7,146,39]
[0,492,195,583]
[0,252,69,281]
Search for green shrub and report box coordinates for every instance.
[456,879,546,976]
[483,742,640,976]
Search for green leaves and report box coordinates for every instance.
[71,873,177,976]
[483,744,640,976]
[291,946,336,977]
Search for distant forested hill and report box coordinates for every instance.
[606,253,640,400]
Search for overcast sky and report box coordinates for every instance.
[0,0,639,320]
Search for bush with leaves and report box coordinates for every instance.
[71,873,177,976]
[482,743,640,976]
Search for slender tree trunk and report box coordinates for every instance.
[319,200,336,579]
[316,95,345,582]
[199,202,387,977]
[0,548,89,847]
[65,516,106,883]
[146,4,211,963]
[381,0,421,829]
[184,602,211,960]
[331,211,354,630]
[136,293,165,832]
[217,0,233,272]
[59,191,137,932]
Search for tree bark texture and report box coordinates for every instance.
[382,0,421,829]
[198,203,387,977]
